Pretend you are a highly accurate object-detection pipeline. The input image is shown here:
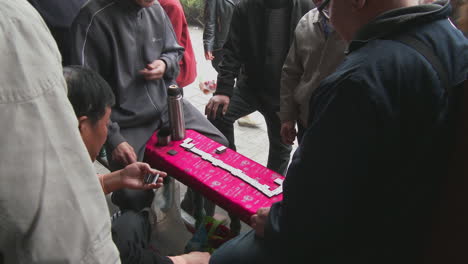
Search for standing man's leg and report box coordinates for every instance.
[209,87,256,150]
[261,110,292,175]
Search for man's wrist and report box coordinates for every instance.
[159,58,168,68]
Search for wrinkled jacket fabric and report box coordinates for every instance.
[279,8,346,127]
[266,1,468,263]
[214,0,314,112]
[203,0,239,52]
[70,0,184,157]
[0,1,120,263]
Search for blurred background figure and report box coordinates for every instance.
[279,0,346,145]
[159,0,198,88]
[202,0,259,127]
[203,0,239,71]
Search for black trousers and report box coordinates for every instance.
[111,210,172,264]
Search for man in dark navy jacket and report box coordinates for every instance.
[27,0,86,64]
[210,0,468,263]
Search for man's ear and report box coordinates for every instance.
[78,116,89,133]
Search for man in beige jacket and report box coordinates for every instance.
[279,0,346,145]
[0,1,120,263]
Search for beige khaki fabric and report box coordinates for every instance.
[279,9,346,127]
[0,1,120,263]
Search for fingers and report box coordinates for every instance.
[205,99,213,117]
[125,149,137,164]
[250,213,265,237]
[210,101,220,120]
[250,214,258,226]
[222,102,229,116]
[153,169,167,177]
[141,172,165,190]
[140,68,164,80]
[205,96,229,120]
[205,51,214,60]
[281,126,296,145]
[143,181,163,189]
[257,207,270,216]
[140,60,165,80]
[205,99,218,120]
[135,162,151,171]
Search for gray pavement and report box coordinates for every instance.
[94,25,298,254]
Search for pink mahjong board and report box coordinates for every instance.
[144,130,284,224]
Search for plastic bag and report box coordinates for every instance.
[184,215,233,253]
[150,177,192,256]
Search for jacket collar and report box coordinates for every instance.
[347,0,451,54]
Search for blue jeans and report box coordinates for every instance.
[210,87,292,175]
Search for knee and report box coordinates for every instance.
[111,189,155,211]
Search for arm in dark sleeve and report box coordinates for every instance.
[214,6,242,97]
[159,10,184,82]
[279,34,302,122]
[265,78,379,259]
[203,0,216,53]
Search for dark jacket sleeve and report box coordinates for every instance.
[264,78,379,260]
[159,9,184,83]
[214,5,242,97]
[69,17,126,151]
[203,0,216,52]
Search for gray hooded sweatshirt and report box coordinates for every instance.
[70,0,184,159]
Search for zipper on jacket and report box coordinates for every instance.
[136,10,161,113]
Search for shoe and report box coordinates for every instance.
[237,115,261,128]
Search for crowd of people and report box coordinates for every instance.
[0,0,467,264]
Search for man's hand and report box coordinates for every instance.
[205,95,230,120]
[112,142,137,166]
[139,59,166,80]
[120,162,166,190]
[280,120,297,145]
[251,207,271,238]
[205,51,214,60]
[169,252,211,264]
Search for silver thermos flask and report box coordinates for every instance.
[167,84,186,140]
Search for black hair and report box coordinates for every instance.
[63,66,115,124]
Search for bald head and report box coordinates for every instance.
[329,0,420,42]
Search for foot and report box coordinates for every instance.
[237,115,261,128]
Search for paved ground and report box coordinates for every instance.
[95,25,298,254]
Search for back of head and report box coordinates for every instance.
[330,0,420,42]
[63,65,115,123]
